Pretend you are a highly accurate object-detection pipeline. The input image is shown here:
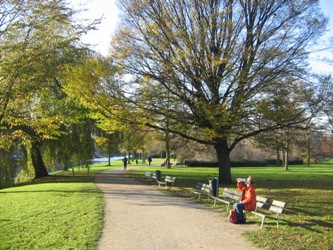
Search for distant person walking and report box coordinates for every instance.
[147,156,152,166]
[123,156,128,171]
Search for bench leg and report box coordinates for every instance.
[260,217,265,229]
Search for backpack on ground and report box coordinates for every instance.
[228,209,239,223]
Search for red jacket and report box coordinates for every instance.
[237,182,257,211]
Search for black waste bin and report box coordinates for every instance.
[210,177,219,197]
[155,170,162,181]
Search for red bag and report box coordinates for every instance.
[228,209,239,223]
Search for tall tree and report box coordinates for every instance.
[0,0,95,178]
[107,0,327,183]
[95,129,122,166]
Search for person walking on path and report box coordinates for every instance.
[147,156,152,166]
[122,156,127,170]
[94,167,260,250]
[234,176,257,224]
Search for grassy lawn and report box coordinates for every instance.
[1,159,332,249]
[0,162,120,250]
[127,162,333,250]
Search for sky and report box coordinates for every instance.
[70,0,333,74]
[68,0,119,55]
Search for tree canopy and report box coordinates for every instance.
[0,0,97,179]
[108,0,327,183]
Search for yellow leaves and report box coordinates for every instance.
[0,135,15,151]
[213,57,229,67]
[63,56,133,134]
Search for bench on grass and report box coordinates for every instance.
[144,172,152,178]
[251,196,286,230]
[189,182,212,200]
[212,188,242,212]
[144,172,156,181]
[157,176,176,187]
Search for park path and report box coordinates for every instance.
[94,167,260,250]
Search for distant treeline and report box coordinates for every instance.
[183,159,304,167]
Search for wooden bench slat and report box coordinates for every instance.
[272,200,286,207]
[268,206,284,214]
[256,196,268,203]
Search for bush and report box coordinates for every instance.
[184,160,270,167]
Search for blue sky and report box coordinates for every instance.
[321,0,333,30]
[72,0,333,74]
[312,0,333,73]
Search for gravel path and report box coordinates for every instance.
[95,167,260,250]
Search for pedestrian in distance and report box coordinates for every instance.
[147,156,152,166]
[233,176,257,224]
[123,156,128,171]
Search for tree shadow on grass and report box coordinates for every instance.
[284,218,332,234]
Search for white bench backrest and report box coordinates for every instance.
[222,188,242,201]
[165,176,176,182]
[256,196,286,215]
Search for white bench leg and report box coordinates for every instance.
[260,217,265,228]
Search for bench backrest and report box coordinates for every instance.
[201,184,211,194]
[256,196,286,216]
[195,182,204,190]
[145,172,152,177]
[194,182,211,194]
[222,188,242,201]
[165,176,176,183]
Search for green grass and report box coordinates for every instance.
[127,163,333,250]
[1,159,332,249]
[0,162,120,250]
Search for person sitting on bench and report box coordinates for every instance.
[233,176,257,224]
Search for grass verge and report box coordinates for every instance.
[0,162,118,249]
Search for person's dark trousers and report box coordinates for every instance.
[234,203,245,221]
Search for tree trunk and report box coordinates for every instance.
[284,150,289,170]
[63,160,70,171]
[166,131,171,168]
[108,153,111,166]
[142,150,146,164]
[276,147,281,166]
[306,134,311,166]
[284,143,289,170]
[214,141,232,184]
[162,129,171,168]
[30,141,49,178]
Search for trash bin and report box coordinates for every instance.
[155,170,162,181]
[209,177,219,197]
